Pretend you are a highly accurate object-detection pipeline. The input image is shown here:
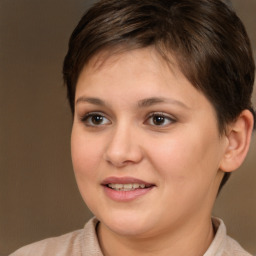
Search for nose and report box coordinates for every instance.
[103,124,143,168]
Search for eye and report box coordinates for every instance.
[81,112,111,126]
[145,112,175,126]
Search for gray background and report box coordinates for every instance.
[0,0,255,255]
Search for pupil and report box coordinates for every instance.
[92,115,103,124]
[153,116,164,125]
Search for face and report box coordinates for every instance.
[71,48,227,238]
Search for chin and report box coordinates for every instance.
[97,210,159,237]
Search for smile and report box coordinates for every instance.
[107,183,152,191]
[102,177,155,201]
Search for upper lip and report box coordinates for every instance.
[101,176,155,186]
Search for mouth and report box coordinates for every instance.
[106,183,153,191]
[101,176,155,201]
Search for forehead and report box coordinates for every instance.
[77,47,184,90]
[81,46,182,81]
[75,48,216,116]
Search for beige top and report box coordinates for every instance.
[10,217,252,256]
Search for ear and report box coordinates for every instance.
[220,109,254,172]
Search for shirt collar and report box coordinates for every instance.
[204,217,227,256]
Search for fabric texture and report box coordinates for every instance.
[10,217,252,256]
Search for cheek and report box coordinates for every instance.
[149,129,221,188]
[71,128,102,182]
[149,132,222,217]
[70,128,104,212]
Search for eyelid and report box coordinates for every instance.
[145,112,176,126]
[80,111,111,126]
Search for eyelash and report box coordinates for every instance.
[145,112,176,127]
[80,112,111,127]
[80,112,176,127]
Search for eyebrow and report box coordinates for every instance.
[76,97,106,106]
[137,97,190,109]
[75,96,190,109]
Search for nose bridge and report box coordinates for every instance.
[104,120,142,167]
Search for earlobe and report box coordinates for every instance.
[220,110,254,172]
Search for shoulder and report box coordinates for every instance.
[10,229,84,256]
[223,236,253,256]
[10,218,102,256]
[205,217,253,256]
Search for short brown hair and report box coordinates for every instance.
[63,0,255,189]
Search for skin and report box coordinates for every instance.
[71,47,252,256]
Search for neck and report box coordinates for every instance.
[97,216,214,256]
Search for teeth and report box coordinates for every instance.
[133,184,139,189]
[108,183,148,191]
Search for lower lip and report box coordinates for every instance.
[103,186,154,202]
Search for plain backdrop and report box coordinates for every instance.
[0,0,255,255]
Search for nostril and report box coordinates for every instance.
[103,129,143,166]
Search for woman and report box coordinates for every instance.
[11,0,255,255]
